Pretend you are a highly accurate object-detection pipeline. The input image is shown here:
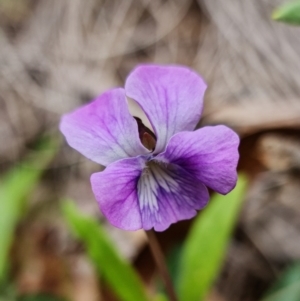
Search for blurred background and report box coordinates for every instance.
[1,0,300,300]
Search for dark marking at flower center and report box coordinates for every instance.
[134,117,156,151]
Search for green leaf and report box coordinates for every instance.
[272,0,300,25]
[178,174,248,301]
[261,262,300,301]
[62,201,149,301]
[0,137,58,282]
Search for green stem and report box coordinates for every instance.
[146,230,178,301]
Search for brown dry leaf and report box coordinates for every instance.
[241,132,300,261]
[202,100,300,135]
[257,133,300,171]
[196,0,300,134]
[243,171,300,261]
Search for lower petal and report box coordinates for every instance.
[90,157,146,231]
[137,161,209,231]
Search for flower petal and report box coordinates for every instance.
[91,157,146,231]
[156,125,239,194]
[60,88,150,166]
[137,161,209,231]
[125,65,207,153]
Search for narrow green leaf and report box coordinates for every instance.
[178,175,248,301]
[62,201,149,301]
[0,137,58,282]
[272,0,300,25]
[261,262,300,301]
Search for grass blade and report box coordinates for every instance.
[62,200,149,301]
[272,0,300,25]
[0,137,58,282]
[178,174,248,301]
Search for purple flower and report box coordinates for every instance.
[60,65,239,231]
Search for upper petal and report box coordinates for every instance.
[91,156,146,231]
[125,64,207,153]
[156,125,240,194]
[60,88,150,166]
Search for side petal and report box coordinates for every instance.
[156,126,240,194]
[91,157,146,231]
[125,64,207,153]
[60,88,150,166]
[138,162,209,231]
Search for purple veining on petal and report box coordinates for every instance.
[91,156,147,231]
[137,160,209,231]
[60,88,150,166]
[156,125,240,194]
[125,64,207,154]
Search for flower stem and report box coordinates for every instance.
[146,230,178,301]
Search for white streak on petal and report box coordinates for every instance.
[137,169,158,211]
[137,161,180,215]
[137,159,210,231]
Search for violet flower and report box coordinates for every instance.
[60,65,239,231]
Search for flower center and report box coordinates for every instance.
[137,160,178,212]
[134,117,156,151]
